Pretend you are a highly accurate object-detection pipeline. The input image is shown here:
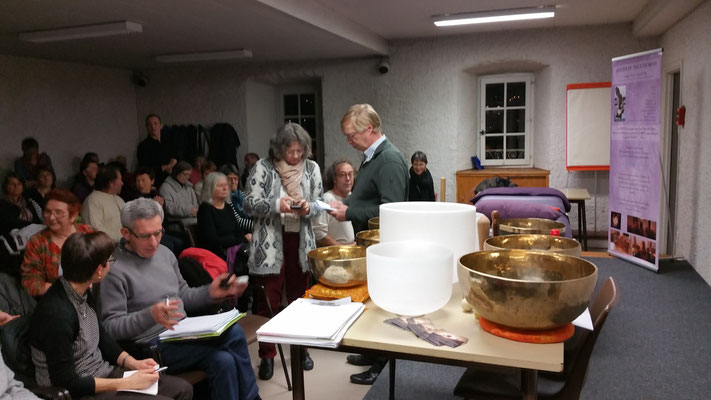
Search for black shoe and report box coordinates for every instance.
[304,351,314,371]
[350,369,380,385]
[258,358,273,380]
[346,354,376,366]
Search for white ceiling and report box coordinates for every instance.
[0,0,703,69]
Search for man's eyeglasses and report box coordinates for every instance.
[127,228,164,240]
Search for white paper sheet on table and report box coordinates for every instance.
[257,298,364,348]
[120,370,158,395]
[572,308,593,331]
[314,200,335,211]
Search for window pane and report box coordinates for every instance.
[486,83,504,108]
[506,135,525,159]
[284,94,298,116]
[301,117,316,138]
[484,136,504,160]
[506,109,525,133]
[284,118,298,124]
[485,110,503,133]
[507,82,526,107]
[300,94,316,115]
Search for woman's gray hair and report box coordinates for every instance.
[200,172,227,204]
[269,122,312,161]
[324,159,355,191]
[120,197,164,230]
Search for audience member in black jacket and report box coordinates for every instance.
[197,172,250,260]
[137,114,177,187]
[0,173,42,237]
[28,231,192,399]
[408,151,436,202]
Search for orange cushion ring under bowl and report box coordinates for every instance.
[478,316,575,343]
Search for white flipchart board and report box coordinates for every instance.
[566,82,611,171]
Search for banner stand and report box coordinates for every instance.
[607,48,663,272]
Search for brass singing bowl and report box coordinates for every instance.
[356,229,380,247]
[458,250,597,330]
[499,218,566,236]
[368,217,380,230]
[307,245,367,288]
[484,234,581,257]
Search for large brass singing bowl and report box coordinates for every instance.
[499,218,566,236]
[307,245,367,288]
[458,250,597,330]
[356,229,380,247]
[484,234,581,257]
[368,217,380,230]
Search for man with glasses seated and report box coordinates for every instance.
[99,198,260,400]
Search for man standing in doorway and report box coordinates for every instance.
[329,103,408,385]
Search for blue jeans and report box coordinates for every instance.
[158,324,258,400]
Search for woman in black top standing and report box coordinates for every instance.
[408,151,436,201]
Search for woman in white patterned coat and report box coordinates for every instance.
[243,122,322,380]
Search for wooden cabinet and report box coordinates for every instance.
[455,168,550,203]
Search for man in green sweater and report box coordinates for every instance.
[329,103,409,234]
[329,103,408,385]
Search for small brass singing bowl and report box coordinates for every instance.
[458,249,597,330]
[368,217,380,230]
[499,218,567,236]
[356,229,380,247]
[307,245,367,288]
[484,234,581,257]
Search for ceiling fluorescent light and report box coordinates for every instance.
[155,49,253,63]
[434,6,555,27]
[19,21,142,43]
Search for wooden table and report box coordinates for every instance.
[456,168,550,203]
[289,285,563,400]
[559,188,591,251]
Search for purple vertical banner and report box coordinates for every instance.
[608,49,663,271]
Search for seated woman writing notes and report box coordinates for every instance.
[28,231,192,400]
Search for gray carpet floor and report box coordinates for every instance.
[364,257,711,400]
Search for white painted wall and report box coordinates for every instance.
[0,55,138,185]
[660,0,711,284]
[245,79,278,162]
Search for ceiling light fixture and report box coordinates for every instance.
[155,49,253,63]
[434,6,555,27]
[19,21,142,43]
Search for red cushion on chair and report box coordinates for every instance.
[179,247,227,279]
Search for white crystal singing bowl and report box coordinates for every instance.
[379,202,479,283]
[367,241,453,316]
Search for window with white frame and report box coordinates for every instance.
[478,73,533,166]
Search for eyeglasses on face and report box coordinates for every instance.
[127,228,164,240]
[43,209,68,218]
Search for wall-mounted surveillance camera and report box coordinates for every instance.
[378,57,390,74]
[131,71,149,87]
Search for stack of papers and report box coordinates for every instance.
[257,298,364,348]
[159,308,245,342]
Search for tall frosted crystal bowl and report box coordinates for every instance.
[355,229,380,247]
[367,241,453,316]
[368,217,380,230]
[379,202,478,283]
[499,218,566,236]
[458,250,597,330]
[484,234,582,257]
[307,245,367,288]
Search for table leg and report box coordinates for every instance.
[290,345,305,400]
[580,202,588,251]
[521,369,538,400]
[389,358,396,400]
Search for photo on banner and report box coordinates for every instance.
[607,48,663,271]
